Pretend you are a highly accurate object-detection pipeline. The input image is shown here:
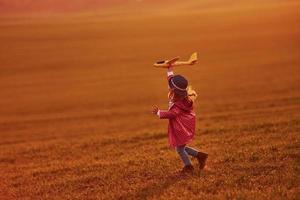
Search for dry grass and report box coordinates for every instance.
[0,0,300,199]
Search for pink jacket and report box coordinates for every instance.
[158,74,196,148]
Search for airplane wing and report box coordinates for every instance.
[166,57,180,65]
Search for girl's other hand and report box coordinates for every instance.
[152,105,159,115]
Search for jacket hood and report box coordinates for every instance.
[174,98,193,112]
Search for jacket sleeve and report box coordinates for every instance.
[159,106,181,119]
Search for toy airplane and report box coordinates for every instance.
[154,52,198,68]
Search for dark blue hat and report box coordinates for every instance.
[169,75,188,97]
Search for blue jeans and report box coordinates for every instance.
[175,145,199,166]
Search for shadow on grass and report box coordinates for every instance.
[118,172,194,200]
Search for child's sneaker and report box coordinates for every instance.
[196,152,208,169]
[180,165,194,174]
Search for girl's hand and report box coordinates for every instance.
[152,105,159,115]
[167,66,173,72]
[167,66,174,77]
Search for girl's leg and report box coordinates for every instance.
[185,146,199,157]
[176,145,192,166]
[186,146,208,169]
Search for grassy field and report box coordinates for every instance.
[0,0,300,199]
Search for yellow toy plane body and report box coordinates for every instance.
[154,52,198,68]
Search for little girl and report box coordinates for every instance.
[152,67,208,173]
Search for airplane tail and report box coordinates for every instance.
[188,52,198,65]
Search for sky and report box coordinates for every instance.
[0,0,125,13]
[0,0,169,14]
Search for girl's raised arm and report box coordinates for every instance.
[167,67,174,77]
[167,67,174,88]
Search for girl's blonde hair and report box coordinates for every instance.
[187,85,197,102]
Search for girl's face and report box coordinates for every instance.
[168,89,175,100]
[169,88,187,102]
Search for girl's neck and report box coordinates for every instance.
[171,96,186,103]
